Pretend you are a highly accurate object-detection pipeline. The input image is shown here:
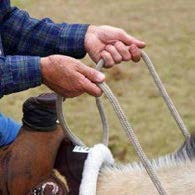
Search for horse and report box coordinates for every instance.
[1,93,195,195]
[54,134,195,195]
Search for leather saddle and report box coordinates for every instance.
[0,94,87,195]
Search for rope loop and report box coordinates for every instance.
[56,50,190,195]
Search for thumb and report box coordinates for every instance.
[118,31,146,48]
[78,64,105,83]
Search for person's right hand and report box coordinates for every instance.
[85,25,146,68]
[40,55,105,98]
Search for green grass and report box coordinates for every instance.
[1,0,194,162]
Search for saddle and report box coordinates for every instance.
[0,94,87,195]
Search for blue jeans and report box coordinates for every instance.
[0,113,21,147]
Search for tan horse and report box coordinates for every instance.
[55,135,195,195]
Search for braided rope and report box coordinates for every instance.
[56,51,190,195]
[141,51,190,138]
[95,97,109,146]
[96,59,167,195]
[56,95,109,146]
[56,95,85,146]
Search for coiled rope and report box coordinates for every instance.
[56,51,190,195]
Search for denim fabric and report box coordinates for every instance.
[0,113,21,146]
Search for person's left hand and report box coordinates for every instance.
[84,25,146,68]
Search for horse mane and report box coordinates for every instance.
[101,135,195,173]
[174,134,195,161]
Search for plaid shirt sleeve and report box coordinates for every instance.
[0,1,89,98]
[0,55,41,98]
[1,6,89,58]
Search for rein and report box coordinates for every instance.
[56,51,190,195]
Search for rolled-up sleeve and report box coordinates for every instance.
[0,56,41,98]
[1,7,89,59]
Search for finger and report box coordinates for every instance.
[78,63,105,83]
[105,44,123,64]
[101,50,115,68]
[118,30,146,48]
[114,41,131,61]
[129,44,141,62]
[81,77,103,97]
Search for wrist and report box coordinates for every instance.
[40,57,51,84]
[84,25,97,52]
[86,25,97,34]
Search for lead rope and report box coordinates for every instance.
[56,51,190,195]
[56,95,85,146]
[141,51,190,138]
[56,94,109,146]
[95,97,109,146]
[95,60,167,195]
[57,52,167,194]
[95,51,190,194]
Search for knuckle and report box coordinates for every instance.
[130,44,139,54]
[129,46,141,62]
[101,51,115,67]
[115,55,122,63]
[118,47,130,59]
[105,44,113,51]
[115,43,128,55]
[102,52,109,61]
[101,50,107,57]
[130,44,137,50]
[77,78,85,89]
[115,41,123,48]
[123,54,131,61]
[90,69,97,77]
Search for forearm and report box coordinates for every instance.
[1,7,89,58]
[0,55,41,98]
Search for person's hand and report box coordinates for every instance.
[84,25,146,68]
[40,55,105,98]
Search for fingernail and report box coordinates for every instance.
[96,72,105,82]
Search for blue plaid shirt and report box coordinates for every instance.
[0,0,89,98]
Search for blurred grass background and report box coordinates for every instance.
[0,0,194,162]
